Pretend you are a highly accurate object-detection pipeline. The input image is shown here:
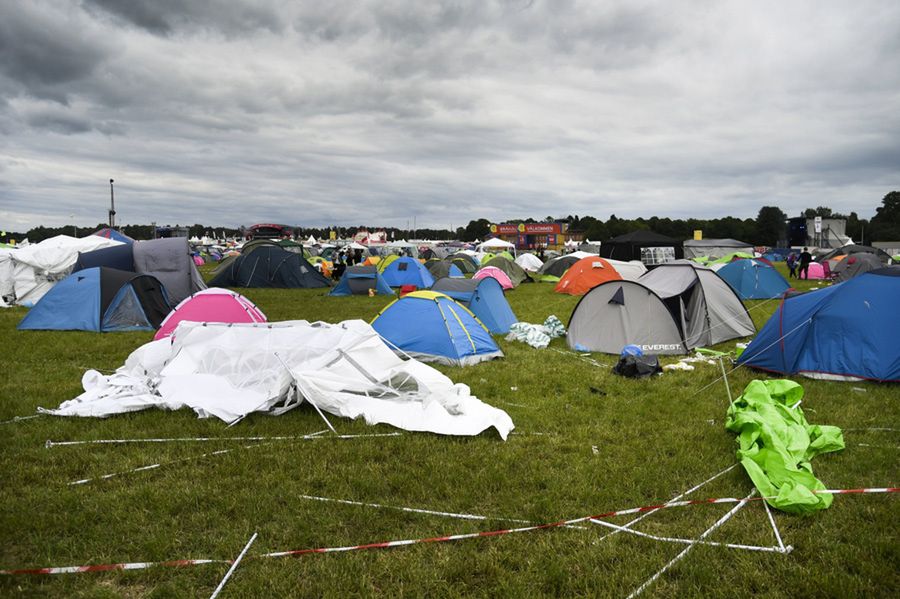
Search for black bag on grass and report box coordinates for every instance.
[612,354,662,379]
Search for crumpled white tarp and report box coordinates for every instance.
[505,315,567,349]
[9,235,122,306]
[41,319,514,439]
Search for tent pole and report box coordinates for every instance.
[719,357,733,405]
[273,352,337,435]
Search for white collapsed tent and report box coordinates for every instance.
[604,259,648,281]
[6,235,123,307]
[0,248,16,307]
[41,319,515,439]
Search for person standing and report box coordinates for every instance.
[798,247,812,280]
[786,252,797,279]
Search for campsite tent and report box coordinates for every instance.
[425,260,464,280]
[716,259,791,299]
[329,265,395,296]
[599,231,684,266]
[515,253,543,272]
[372,291,503,366]
[478,238,516,253]
[208,245,331,288]
[536,255,580,282]
[0,248,16,307]
[481,256,530,287]
[604,259,648,281]
[738,268,900,382]
[380,256,435,288]
[818,244,893,265]
[431,276,517,334]
[803,262,827,280]
[74,238,206,305]
[473,266,514,290]
[554,256,623,295]
[8,235,123,307]
[567,260,755,354]
[832,253,884,283]
[18,267,170,332]
[683,238,754,260]
[155,288,266,340]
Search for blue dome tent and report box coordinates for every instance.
[18,267,171,332]
[431,276,517,334]
[371,291,503,366]
[380,257,435,288]
[717,259,791,299]
[329,265,395,296]
[737,268,900,382]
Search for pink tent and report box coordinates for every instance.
[192,255,204,266]
[154,288,267,340]
[804,262,826,280]
[473,266,514,290]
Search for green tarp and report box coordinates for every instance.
[725,379,844,514]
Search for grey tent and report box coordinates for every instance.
[75,237,205,305]
[426,259,465,279]
[132,237,206,305]
[536,255,579,280]
[683,238,754,260]
[567,260,755,355]
[481,256,530,286]
[818,244,893,264]
[833,253,884,282]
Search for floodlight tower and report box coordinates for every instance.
[108,179,116,228]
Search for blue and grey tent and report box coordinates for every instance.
[18,267,171,332]
[737,268,900,382]
[329,265,395,296]
[431,276,517,334]
[717,259,791,300]
[380,256,435,288]
[371,291,503,366]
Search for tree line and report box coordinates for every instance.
[5,192,898,246]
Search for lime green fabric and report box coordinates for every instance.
[710,251,754,265]
[725,379,844,514]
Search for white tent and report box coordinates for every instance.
[42,319,515,439]
[478,238,515,251]
[306,235,317,246]
[515,253,543,272]
[9,235,123,307]
[0,248,16,307]
[605,259,648,281]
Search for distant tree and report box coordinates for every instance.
[461,218,491,242]
[869,191,900,242]
[755,206,787,246]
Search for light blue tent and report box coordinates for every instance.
[717,259,790,299]
[431,276,517,334]
[371,291,503,366]
[18,267,171,332]
[380,257,435,288]
[329,265,395,296]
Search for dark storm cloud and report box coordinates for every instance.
[83,0,286,36]
[0,3,112,101]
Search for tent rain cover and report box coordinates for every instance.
[42,320,514,439]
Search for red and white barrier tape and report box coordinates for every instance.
[2,487,896,576]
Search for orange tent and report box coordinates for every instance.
[554,256,622,295]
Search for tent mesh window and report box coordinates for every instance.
[397,262,409,271]
[102,287,152,330]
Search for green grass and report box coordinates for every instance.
[0,265,897,598]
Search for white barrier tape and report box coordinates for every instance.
[208,532,257,599]
[47,431,403,448]
[4,487,896,576]
[624,490,757,599]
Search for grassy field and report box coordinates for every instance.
[0,265,897,598]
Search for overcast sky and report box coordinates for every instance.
[2,0,898,232]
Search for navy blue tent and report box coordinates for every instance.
[74,243,135,272]
[431,276,517,334]
[208,245,331,288]
[18,267,171,332]
[717,259,791,299]
[737,268,900,382]
[329,265,394,296]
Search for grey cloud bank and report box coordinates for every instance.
[1,0,898,231]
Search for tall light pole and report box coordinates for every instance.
[108,179,116,228]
